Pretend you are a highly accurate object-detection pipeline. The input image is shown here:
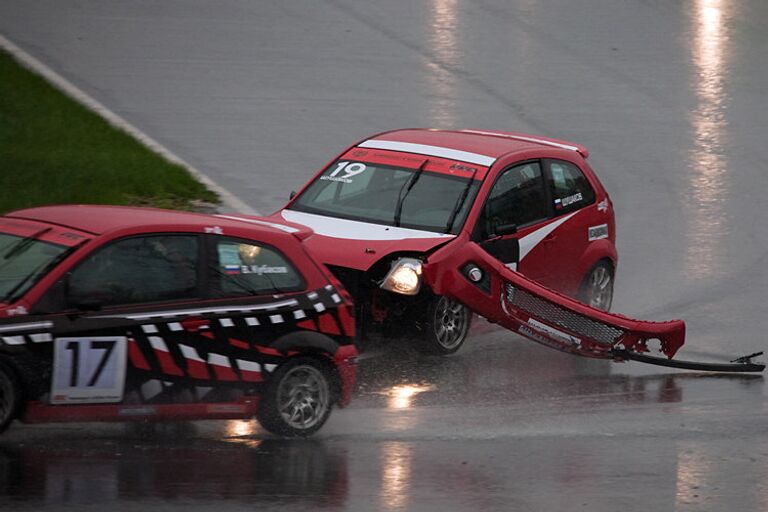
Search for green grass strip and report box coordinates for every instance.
[0,49,219,214]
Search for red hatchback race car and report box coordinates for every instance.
[0,205,358,437]
[266,129,617,355]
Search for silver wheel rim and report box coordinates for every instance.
[586,266,613,311]
[277,365,329,431]
[433,296,470,351]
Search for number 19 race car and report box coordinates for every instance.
[261,128,763,373]
[266,128,617,354]
[0,206,358,437]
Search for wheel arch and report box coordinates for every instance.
[271,331,343,402]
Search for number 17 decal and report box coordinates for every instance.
[51,337,128,404]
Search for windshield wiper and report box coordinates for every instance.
[444,169,478,234]
[394,159,428,227]
[2,227,52,260]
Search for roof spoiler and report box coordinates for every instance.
[461,130,590,158]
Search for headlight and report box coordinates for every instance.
[380,258,423,296]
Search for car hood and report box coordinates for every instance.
[268,210,456,271]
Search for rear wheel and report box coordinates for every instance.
[417,295,472,355]
[257,357,333,437]
[0,361,20,435]
[580,261,614,311]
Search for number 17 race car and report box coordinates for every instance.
[0,206,358,437]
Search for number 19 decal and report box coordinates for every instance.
[51,337,128,404]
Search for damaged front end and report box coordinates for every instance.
[424,240,764,373]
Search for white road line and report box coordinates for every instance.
[0,32,257,215]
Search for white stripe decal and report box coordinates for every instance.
[281,210,455,241]
[168,322,183,331]
[269,314,284,324]
[264,364,277,372]
[215,214,299,233]
[96,299,299,320]
[460,130,580,152]
[149,337,169,352]
[219,318,234,327]
[179,344,205,362]
[358,139,496,166]
[208,353,231,368]
[294,310,306,320]
[2,336,25,345]
[30,333,52,343]
[142,324,158,334]
[245,317,259,326]
[237,360,261,372]
[314,303,326,313]
[0,321,53,333]
[519,213,577,262]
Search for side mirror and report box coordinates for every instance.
[494,223,518,237]
[289,191,297,200]
[479,234,519,266]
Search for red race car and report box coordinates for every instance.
[0,205,358,437]
[266,129,618,355]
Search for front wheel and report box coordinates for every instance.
[0,361,20,435]
[580,261,614,311]
[257,357,334,437]
[416,295,472,355]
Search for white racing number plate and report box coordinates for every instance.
[51,337,128,404]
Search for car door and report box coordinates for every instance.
[472,161,554,284]
[533,158,598,293]
[42,233,205,406]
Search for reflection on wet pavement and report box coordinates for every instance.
[0,332,765,511]
[684,0,733,279]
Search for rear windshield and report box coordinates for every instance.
[0,232,70,303]
[290,160,480,234]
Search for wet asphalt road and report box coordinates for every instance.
[1,0,768,510]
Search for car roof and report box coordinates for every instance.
[6,205,299,238]
[359,128,589,166]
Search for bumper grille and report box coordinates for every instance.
[506,284,625,345]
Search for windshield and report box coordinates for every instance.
[0,232,70,303]
[290,160,480,234]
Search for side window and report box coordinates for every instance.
[481,162,548,235]
[210,238,304,297]
[548,160,595,214]
[68,235,199,307]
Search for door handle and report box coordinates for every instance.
[543,234,558,243]
[181,317,211,333]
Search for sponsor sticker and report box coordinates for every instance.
[588,224,609,241]
[555,192,583,209]
[527,319,581,346]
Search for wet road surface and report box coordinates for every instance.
[1,0,768,510]
[1,335,767,511]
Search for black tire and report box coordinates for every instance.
[580,260,614,311]
[257,357,334,437]
[416,295,472,355]
[0,361,20,435]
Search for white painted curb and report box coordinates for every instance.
[0,33,258,215]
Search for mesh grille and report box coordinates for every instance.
[506,284,625,345]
